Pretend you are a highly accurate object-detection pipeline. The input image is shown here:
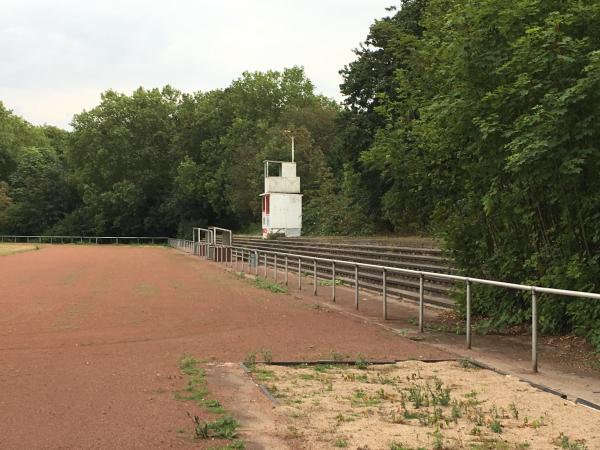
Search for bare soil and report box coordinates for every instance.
[0,245,448,449]
[252,361,600,450]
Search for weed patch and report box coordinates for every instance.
[176,355,242,446]
[253,277,287,293]
[248,361,597,449]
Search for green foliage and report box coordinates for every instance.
[1,67,342,237]
[554,433,588,450]
[253,276,287,293]
[337,0,600,349]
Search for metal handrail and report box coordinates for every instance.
[209,227,232,246]
[210,243,600,373]
[228,245,600,300]
[167,237,600,373]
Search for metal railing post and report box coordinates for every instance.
[331,261,336,302]
[264,253,267,278]
[532,289,538,373]
[466,280,472,349]
[241,249,245,272]
[419,274,424,333]
[298,257,301,290]
[285,256,288,285]
[274,254,278,283]
[313,260,317,295]
[355,264,359,310]
[382,268,387,319]
[255,251,259,276]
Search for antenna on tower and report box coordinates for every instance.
[283,130,295,162]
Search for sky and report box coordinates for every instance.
[0,0,395,129]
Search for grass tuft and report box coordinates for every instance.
[253,277,287,293]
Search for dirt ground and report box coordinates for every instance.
[250,361,599,449]
[0,245,448,449]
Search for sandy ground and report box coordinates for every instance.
[0,245,449,449]
[252,361,599,449]
[253,262,600,405]
[0,243,39,256]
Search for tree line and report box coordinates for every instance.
[1,0,600,349]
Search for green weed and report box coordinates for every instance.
[318,278,343,286]
[490,419,503,433]
[253,368,276,382]
[244,351,257,367]
[333,438,349,448]
[253,277,287,293]
[355,354,369,370]
[553,433,588,450]
[430,429,444,450]
[508,402,519,420]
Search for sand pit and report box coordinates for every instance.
[251,361,599,449]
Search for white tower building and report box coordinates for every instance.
[260,160,302,238]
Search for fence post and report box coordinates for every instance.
[532,289,538,373]
[241,249,245,271]
[274,254,278,283]
[255,251,259,276]
[313,260,317,296]
[355,264,359,310]
[466,280,472,349]
[382,268,387,319]
[298,258,302,290]
[264,253,268,278]
[419,274,424,333]
[285,256,288,285]
[331,261,336,302]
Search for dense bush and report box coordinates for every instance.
[340,0,600,347]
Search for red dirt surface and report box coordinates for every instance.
[0,246,449,449]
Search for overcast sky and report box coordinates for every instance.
[1,1,394,129]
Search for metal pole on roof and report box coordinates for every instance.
[284,130,295,162]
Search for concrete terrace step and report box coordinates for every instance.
[230,236,457,308]
[234,239,448,268]
[233,252,454,308]
[235,236,444,256]
[232,238,453,276]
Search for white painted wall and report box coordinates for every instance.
[261,161,302,237]
[264,177,300,193]
[281,162,297,178]
[262,193,302,235]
